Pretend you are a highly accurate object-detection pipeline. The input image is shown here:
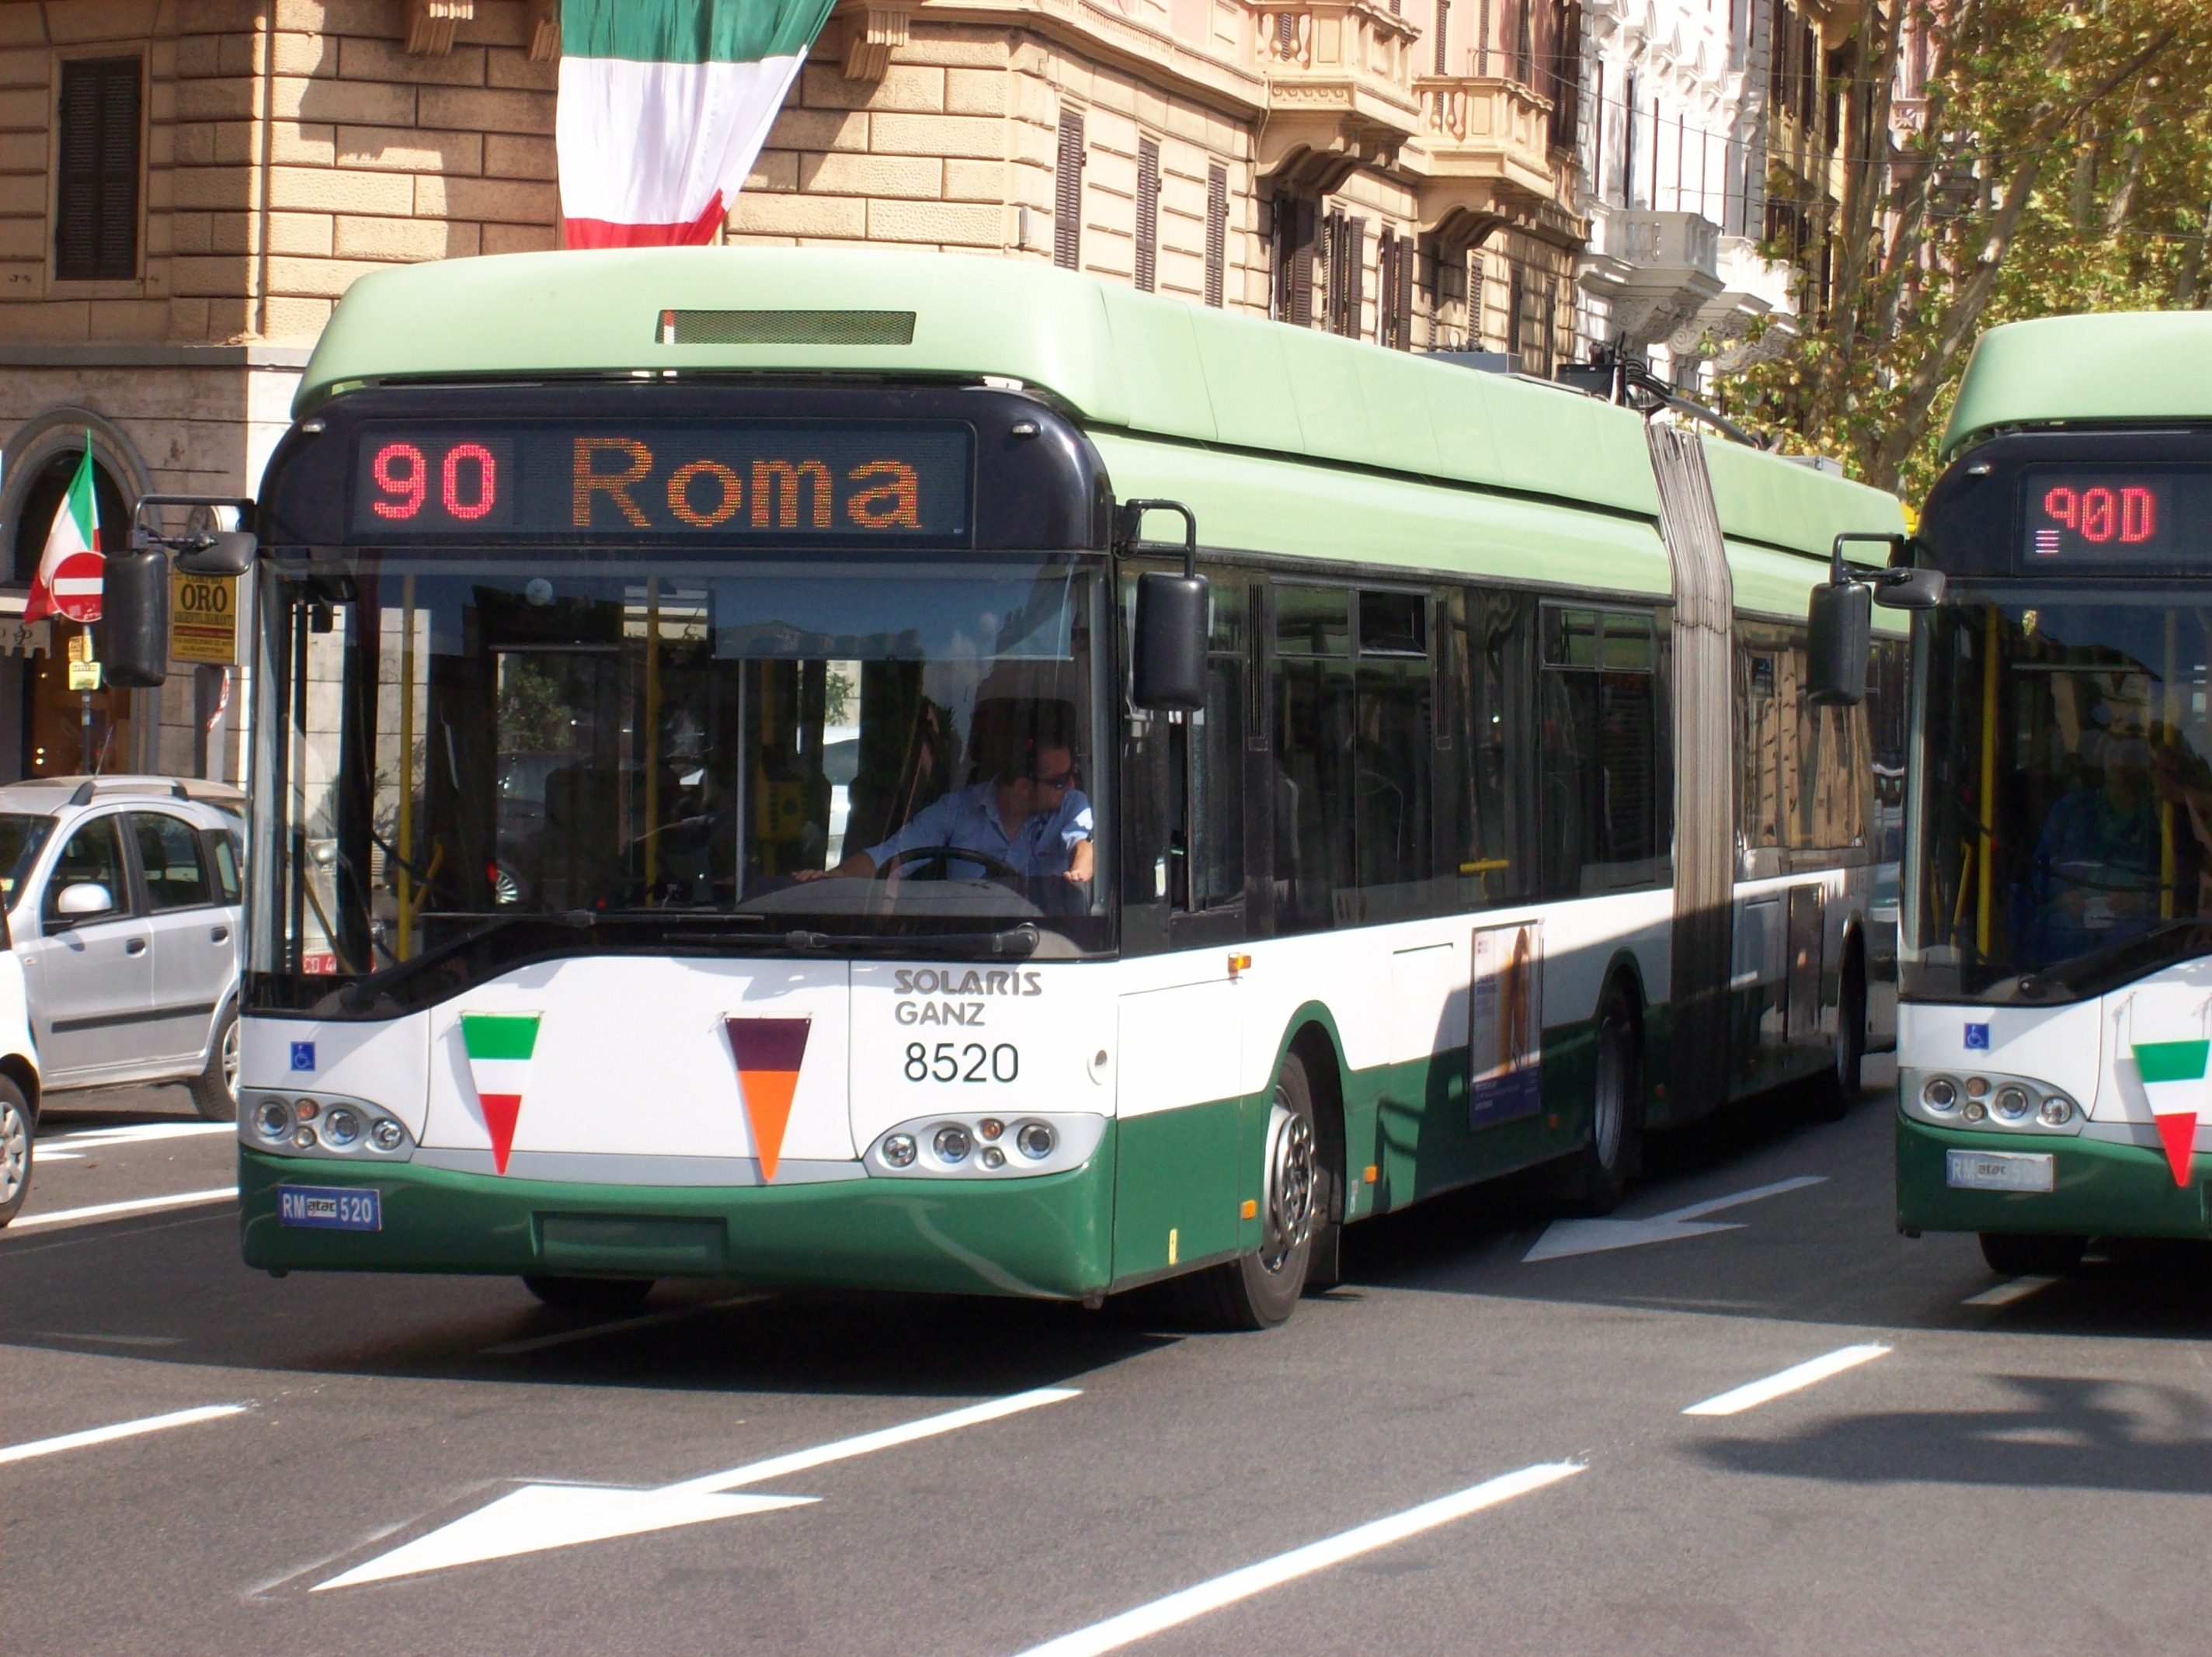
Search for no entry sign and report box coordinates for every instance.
[50,551,103,624]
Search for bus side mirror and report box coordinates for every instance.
[176,530,256,576]
[1807,580,1871,705]
[1875,567,1946,609]
[103,545,172,690]
[1133,570,1209,712]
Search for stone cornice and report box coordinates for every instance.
[915,0,1268,116]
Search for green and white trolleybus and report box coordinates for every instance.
[112,248,1908,1325]
[1890,311,2212,1273]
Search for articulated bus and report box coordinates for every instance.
[116,248,1906,1326]
[1891,312,2212,1274]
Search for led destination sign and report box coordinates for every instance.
[2020,466,2212,568]
[350,422,972,541]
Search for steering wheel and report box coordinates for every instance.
[876,846,1028,881]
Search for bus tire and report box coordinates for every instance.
[522,1275,655,1313]
[0,1079,31,1227]
[1811,946,1866,1124]
[1978,1232,2086,1277]
[1567,981,1643,1216]
[190,1004,240,1123]
[1177,1052,1320,1330]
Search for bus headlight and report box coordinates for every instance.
[933,1124,972,1164]
[2039,1096,2075,1127]
[1922,1076,1960,1113]
[1016,1121,1055,1159]
[253,1098,292,1141]
[370,1118,406,1152]
[866,1113,1104,1179]
[1993,1086,2032,1123]
[882,1133,917,1167]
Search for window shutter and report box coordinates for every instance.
[1054,111,1085,271]
[1291,199,1316,328]
[1134,137,1160,294]
[1394,231,1414,349]
[1376,231,1393,346]
[1342,216,1365,337]
[1204,165,1227,307]
[56,56,141,282]
[1434,0,1450,74]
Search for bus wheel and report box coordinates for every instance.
[1978,1233,2086,1276]
[1568,983,1643,1215]
[1811,949,1866,1124]
[522,1275,655,1313]
[1178,1053,1319,1330]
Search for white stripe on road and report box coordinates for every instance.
[1007,1463,1584,1657]
[1963,1276,2057,1308]
[5,1186,237,1230]
[1683,1344,1891,1416]
[480,1293,771,1355]
[47,1122,235,1146]
[0,1404,246,1465]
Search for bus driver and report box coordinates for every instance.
[800,702,1095,885]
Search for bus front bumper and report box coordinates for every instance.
[238,1140,1115,1299]
[1898,1114,2212,1238]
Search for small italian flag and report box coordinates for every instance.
[25,439,100,625]
[555,0,837,248]
[2131,1037,2204,1188]
[461,1013,541,1176]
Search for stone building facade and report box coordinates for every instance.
[1,0,1586,783]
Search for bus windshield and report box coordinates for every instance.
[1909,585,2212,1002]
[248,552,1111,1004]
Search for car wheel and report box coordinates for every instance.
[522,1275,656,1313]
[0,1079,33,1227]
[1173,1052,1319,1330]
[190,1005,239,1123]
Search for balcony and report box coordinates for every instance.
[1410,75,1581,251]
[1250,0,1422,193]
[1581,209,1725,347]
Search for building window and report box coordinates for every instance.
[1324,211,1364,336]
[1204,165,1228,308]
[1435,0,1450,74]
[54,55,142,282]
[1377,229,1414,349]
[1271,195,1316,325]
[1134,137,1160,294]
[1054,111,1085,271]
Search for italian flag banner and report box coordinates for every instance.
[556,0,837,248]
[461,1013,541,1176]
[2132,1037,2205,1188]
[26,440,100,625]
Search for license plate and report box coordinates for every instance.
[277,1185,382,1231]
[1945,1149,2055,1193]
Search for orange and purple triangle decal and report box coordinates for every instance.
[726,1016,811,1182]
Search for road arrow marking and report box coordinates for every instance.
[1522,1175,1827,1263]
[314,1385,1080,1590]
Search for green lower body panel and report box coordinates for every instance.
[1898,1115,2212,1239]
[239,1138,1115,1300]
[1111,1096,1244,1285]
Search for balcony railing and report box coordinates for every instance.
[1249,0,1422,188]
[1409,74,1577,249]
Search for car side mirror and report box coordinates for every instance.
[1807,580,1872,706]
[1120,499,1209,714]
[54,881,115,919]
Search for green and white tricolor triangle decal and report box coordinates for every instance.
[2132,1037,2206,1188]
[461,1013,541,1176]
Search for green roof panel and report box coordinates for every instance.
[1942,311,2212,458]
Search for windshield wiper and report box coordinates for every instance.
[335,910,596,1012]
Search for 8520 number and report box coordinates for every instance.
[906,1042,1019,1083]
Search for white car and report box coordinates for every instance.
[0,776,244,1127]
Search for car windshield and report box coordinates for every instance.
[0,813,54,904]
[1908,585,2212,1002]
[246,553,1111,1003]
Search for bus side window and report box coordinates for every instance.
[1540,606,1664,896]
[1271,585,1356,933]
[1457,588,1536,905]
[1352,589,1435,915]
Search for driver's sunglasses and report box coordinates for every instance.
[1032,765,1080,790]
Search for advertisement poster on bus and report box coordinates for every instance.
[1469,920,1542,1128]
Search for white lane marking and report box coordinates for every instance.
[5,1186,238,1231]
[33,1332,186,1347]
[0,1404,247,1465]
[1007,1463,1584,1657]
[1525,1176,1828,1262]
[34,1152,82,1162]
[1963,1276,2057,1308]
[480,1293,770,1355]
[46,1122,236,1146]
[315,1386,1081,1590]
[1683,1344,1891,1417]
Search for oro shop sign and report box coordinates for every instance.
[171,570,241,666]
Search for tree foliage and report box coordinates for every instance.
[1730,0,2212,498]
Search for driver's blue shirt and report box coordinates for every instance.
[868,780,1093,878]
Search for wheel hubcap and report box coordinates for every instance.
[0,1103,26,1206]
[1259,1098,1316,1274]
[221,1019,241,1098]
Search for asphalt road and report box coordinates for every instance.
[8,1058,2212,1657]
